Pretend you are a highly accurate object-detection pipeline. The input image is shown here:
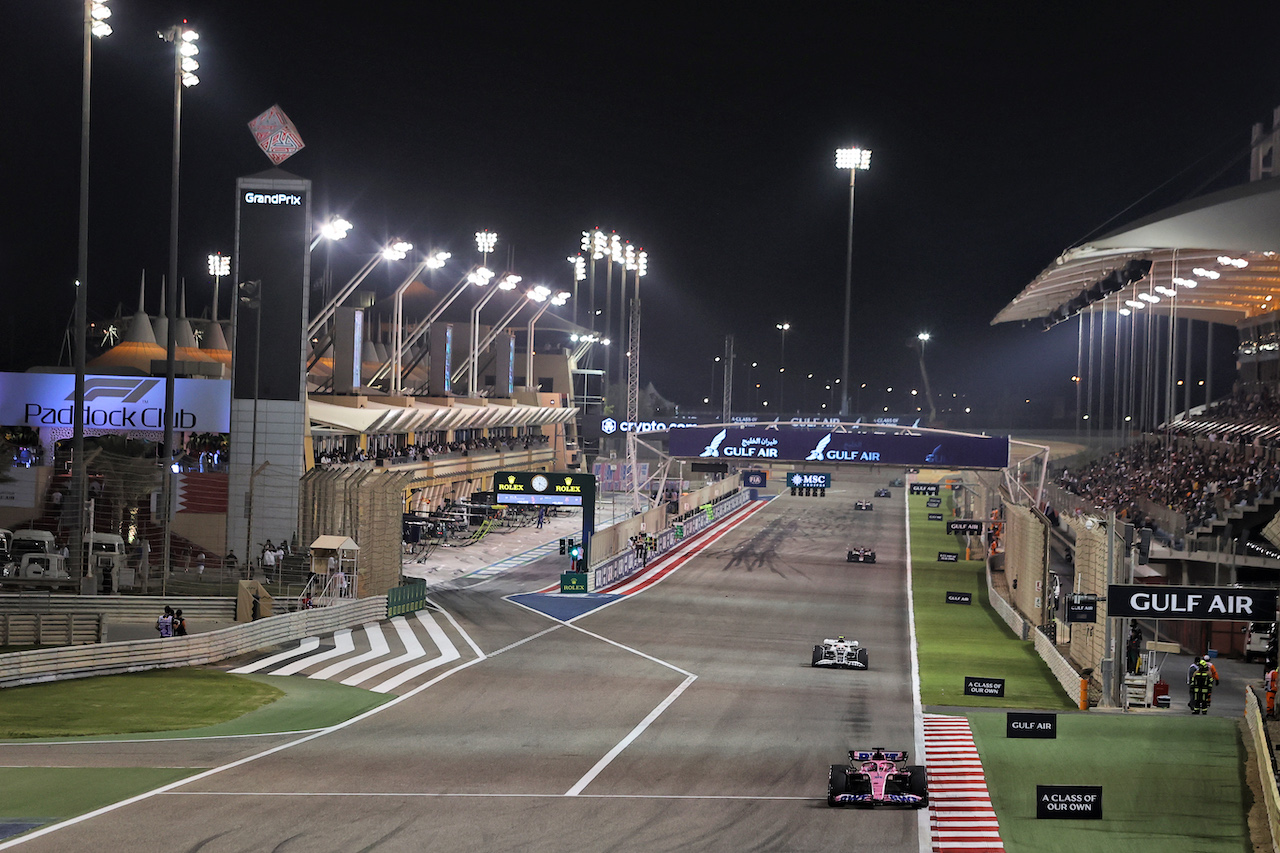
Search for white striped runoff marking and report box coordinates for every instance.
[228,637,320,674]
[923,714,1004,853]
[340,615,426,687]
[273,629,354,676]
[309,623,389,681]
[369,610,460,694]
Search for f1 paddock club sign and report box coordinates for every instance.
[494,470,596,506]
[0,373,230,433]
[1106,585,1278,620]
[668,426,1009,468]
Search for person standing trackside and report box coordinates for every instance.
[1266,665,1278,718]
[156,606,174,638]
[172,609,188,637]
[1189,659,1215,714]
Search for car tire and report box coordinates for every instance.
[855,647,869,669]
[828,765,848,807]
[812,646,824,666]
[907,765,928,806]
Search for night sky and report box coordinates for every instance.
[10,3,1280,425]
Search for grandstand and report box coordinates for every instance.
[994,108,1280,677]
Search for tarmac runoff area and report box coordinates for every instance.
[0,474,1260,853]
[0,472,937,853]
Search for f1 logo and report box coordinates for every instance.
[68,378,161,403]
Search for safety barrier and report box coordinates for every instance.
[987,564,1080,704]
[589,489,750,592]
[0,593,236,624]
[1244,686,1280,853]
[0,596,387,689]
[0,613,104,646]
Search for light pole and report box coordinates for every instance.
[567,254,585,328]
[914,331,938,424]
[389,250,450,395]
[525,290,570,391]
[310,215,352,251]
[307,239,410,339]
[73,0,112,592]
[776,322,790,412]
[455,273,521,397]
[207,252,229,323]
[835,146,872,416]
[710,355,722,412]
[311,215,352,306]
[158,21,200,586]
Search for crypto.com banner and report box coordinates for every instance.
[0,373,230,433]
[667,425,1009,469]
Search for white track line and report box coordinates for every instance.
[273,629,354,676]
[368,610,460,694]
[228,637,320,674]
[340,616,425,687]
[906,485,930,853]
[564,674,697,796]
[0,603,488,851]
[164,790,816,800]
[308,623,389,681]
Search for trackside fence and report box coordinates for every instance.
[590,488,750,592]
[986,564,1080,704]
[0,596,387,689]
[1244,686,1280,853]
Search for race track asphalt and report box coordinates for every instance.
[0,470,927,853]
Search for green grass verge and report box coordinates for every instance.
[0,767,200,824]
[0,669,282,738]
[0,668,389,740]
[969,712,1250,853]
[910,492,1074,710]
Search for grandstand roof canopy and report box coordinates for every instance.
[993,177,1280,327]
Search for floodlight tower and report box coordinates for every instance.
[625,249,648,513]
[835,146,872,418]
[72,0,113,593]
[207,252,230,322]
[159,20,201,587]
[914,331,938,424]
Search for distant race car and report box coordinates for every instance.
[875,488,891,498]
[889,478,905,487]
[828,749,927,808]
[846,548,876,563]
[811,636,869,669]
[855,500,873,511]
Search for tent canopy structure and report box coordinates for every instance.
[994,177,1280,327]
[310,535,358,551]
[307,396,577,436]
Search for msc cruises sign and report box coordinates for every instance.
[0,373,230,432]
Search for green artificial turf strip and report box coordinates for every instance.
[910,492,1075,710]
[0,767,199,824]
[0,669,283,738]
[968,712,1250,853]
[0,670,390,741]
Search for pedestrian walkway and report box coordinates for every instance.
[228,608,459,695]
[923,714,1005,853]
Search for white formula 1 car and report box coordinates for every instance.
[811,636,869,669]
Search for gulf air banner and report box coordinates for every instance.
[0,373,231,433]
[667,425,1009,469]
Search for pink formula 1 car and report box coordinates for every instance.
[827,748,927,808]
